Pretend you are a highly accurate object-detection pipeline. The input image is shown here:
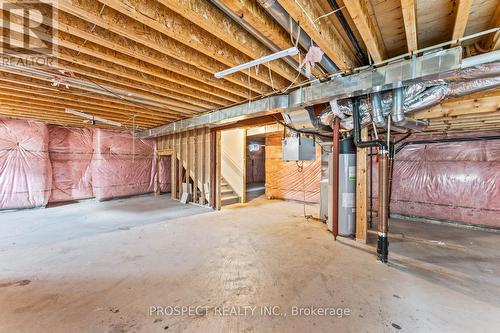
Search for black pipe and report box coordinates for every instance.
[395,135,500,155]
[327,0,368,64]
[352,98,387,150]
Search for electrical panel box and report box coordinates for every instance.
[282,136,316,161]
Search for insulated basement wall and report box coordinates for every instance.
[0,118,51,209]
[371,132,500,228]
[92,129,156,201]
[265,132,322,203]
[48,126,93,203]
[0,118,158,209]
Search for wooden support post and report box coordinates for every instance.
[356,127,368,243]
[178,132,183,199]
[171,134,177,200]
[216,130,221,210]
[209,130,216,209]
[201,127,207,205]
[193,129,199,204]
[186,131,191,201]
[242,128,247,204]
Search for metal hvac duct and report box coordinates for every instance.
[138,48,500,138]
[391,87,429,131]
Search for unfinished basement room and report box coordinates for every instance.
[1,0,500,332]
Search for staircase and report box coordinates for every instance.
[221,177,240,206]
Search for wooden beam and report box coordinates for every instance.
[356,127,368,243]
[216,0,322,77]
[0,68,188,124]
[343,0,387,62]
[57,0,271,95]
[2,21,220,111]
[401,0,418,52]
[156,0,299,83]
[0,96,160,127]
[483,1,500,51]
[452,0,473,40]
[276,0,358,70]
[0,82,174,123]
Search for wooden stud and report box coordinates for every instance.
[201,127,207,205]
[401,0,418,52]
[452,0,473,40]
[277,0,358,70]
[356,127,368,243]
[193,129,199,204]
[343,0,387,62]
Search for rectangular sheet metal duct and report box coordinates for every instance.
[138,95,289,138]
[139,47,463,138]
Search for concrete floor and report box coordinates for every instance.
[0,195,499,332]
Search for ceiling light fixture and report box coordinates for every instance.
[214,47,299,79]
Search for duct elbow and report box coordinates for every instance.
[371,92,386,127]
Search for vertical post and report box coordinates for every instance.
[194,129,199,204]
[216,130,222,210]
[356,127,368,243]
[171,134,177,200]
[242,128,247,203]
[178,132,183,199]
[201,127,207,205]
[154,150,160,196]
[209,130,217,209]
[332,117,340,240]
[186,131,191,201]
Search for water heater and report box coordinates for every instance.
[338,138,357,236]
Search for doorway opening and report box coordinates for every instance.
[246,134,266,202]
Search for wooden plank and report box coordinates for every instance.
[242,128,247,204]
[216,130,222,210]
[216,0,322,77]
[483,1,500,50]
[356,127,368,243]
[277,0,358,70]
[201,127,207,205]
[0,75,176,120]
[85,0,282,91]
[344,0,387,62]
[157,0,299,83]
[178,132,184,199]
[193,129,199,204]
[186,131,191,202]
[401,0,418,52]
[57,0,270,95]
[171,135,178,200]
[2,19,213,112]
[209,131,217,209]
[452,0,474,40]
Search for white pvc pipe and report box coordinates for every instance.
[461,50,500,69]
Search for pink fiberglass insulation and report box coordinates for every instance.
[48,126,93,202]
[0,118,52,209]
[371,132,500,228]
[92,129,156,200]
[158,156,171,193]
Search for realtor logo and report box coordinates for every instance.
[1,0,58,65]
